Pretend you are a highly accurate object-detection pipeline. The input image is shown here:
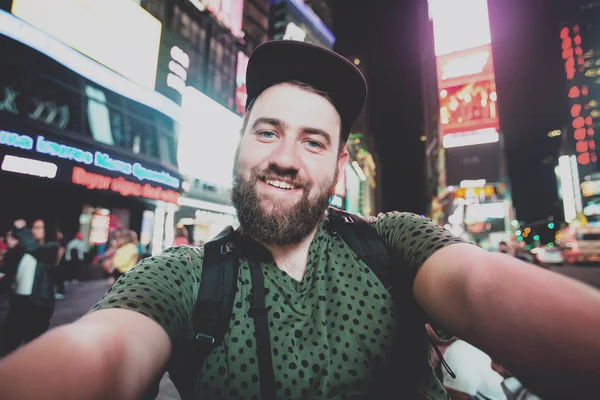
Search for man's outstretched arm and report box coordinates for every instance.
[414,243,600,399]
[0,309,171,400]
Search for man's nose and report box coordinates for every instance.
[269,138,301,172]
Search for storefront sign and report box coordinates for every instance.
[1,155,58,179]
[72,166,180,204]
[1,84,72,130]
[0,130,180,189]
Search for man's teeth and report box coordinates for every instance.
[266,180,294,190]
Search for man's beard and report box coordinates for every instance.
[231,156,337,246]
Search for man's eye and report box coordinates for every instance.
[306,140,323,149]
[260,131,276,139]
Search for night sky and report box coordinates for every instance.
[333,0,573,224]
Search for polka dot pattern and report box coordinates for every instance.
[91,212,463,399]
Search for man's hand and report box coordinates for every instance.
[13,219,26,230]
[414,243,600,399]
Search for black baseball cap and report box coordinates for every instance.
[245,40,367,140]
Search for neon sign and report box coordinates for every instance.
[0,130,34,150]
[36,135,94,164]
[0,130,180,189]
[72,167,180,204]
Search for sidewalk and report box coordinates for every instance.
[0,279,181,399]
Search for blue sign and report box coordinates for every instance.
[0,130,34,150]
[1,130,180,189]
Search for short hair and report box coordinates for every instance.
[240,81,348,156]
[121,230,138,246]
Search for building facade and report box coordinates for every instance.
[421,0,516,250]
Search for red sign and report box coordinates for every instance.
[561,25,597,167]
[235,51,249,114]
[72,167,180,204]
[202,0,244,38]
[439,79,499,135]
[436,44,495,89]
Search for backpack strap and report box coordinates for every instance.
[170,226,239,400]
[327,207,456,379]
[193,226,239,346]
[328,207,392,290]
[249,259,277,400]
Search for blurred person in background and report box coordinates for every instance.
[55,233,86,300]
[64,232,85,281]
[53,230,67,299]
[498,241,510,255]
[108,230,139,285]
[94,228,122,284]
[0,231,24,294]
[173,226,189,246]
[0,219,58,357]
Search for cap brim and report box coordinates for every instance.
[246,40,366,136]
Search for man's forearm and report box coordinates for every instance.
[462,254,600,398]
[0,323,142,400]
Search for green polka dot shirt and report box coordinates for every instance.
[91,211,465,399]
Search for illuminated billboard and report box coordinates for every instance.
[190,0,244,38]
[11,0,162,90]
[428,0,492,56]
[437,44,495,88]
[560,24,598,171]
[429,0,500,147]
[179,87,242,188]
[439,79,499,135]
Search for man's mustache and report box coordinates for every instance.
[254,165,309,190]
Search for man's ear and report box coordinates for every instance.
[334,149,349,194]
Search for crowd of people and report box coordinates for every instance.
[0,218,150,357]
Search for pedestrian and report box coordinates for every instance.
[64,232,85,281]
[109,230,139,284]
[1,40,600,399]
[0,231,24,295]
[173,226,189,246]
[0,218,58,357]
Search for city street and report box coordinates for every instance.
[0,279,180,400]
[0,263,598,399]
[550,264,600,289]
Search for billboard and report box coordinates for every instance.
[436,44,495,88]
[190,0,244,38]
[445,141,501,186]
[11,0,162,90]
[561,24,598,171]
[428,0,492,56]
[429,0,500,147]
[179,87,242,188]
[439,79,499,135]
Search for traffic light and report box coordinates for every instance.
[548,222,555,229]
[533,235,540,241]
[517,236,524,242]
